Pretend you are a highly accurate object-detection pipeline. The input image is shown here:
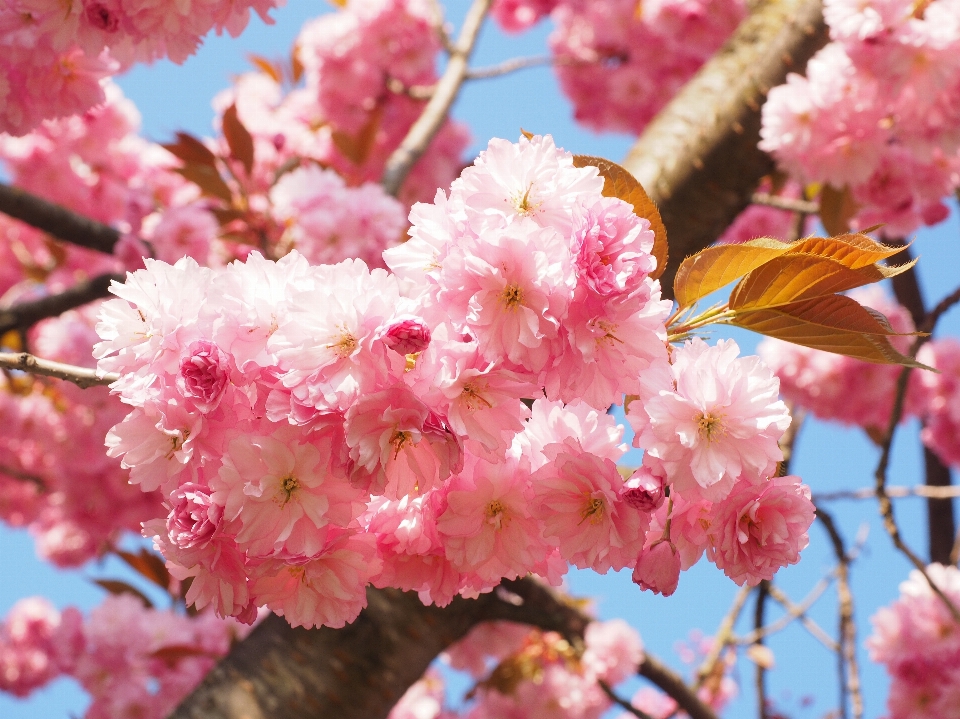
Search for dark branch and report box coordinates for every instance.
[639,654,720,719]
[0,273,123,336]
[753,581,769,719]
[0,183,120,255]
[621,0,828,297]
[0,352,116,388]
[599,680,655,719]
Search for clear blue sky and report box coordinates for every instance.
[2,3,959,717]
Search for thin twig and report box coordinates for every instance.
[778,405,805,477]
[764,583,839,652]
[0,183,120,255]
[465,54,554,79]
[385,77,435,100]
[380,0,493,196]
[816,485,960,501]
[816,505,861,719]
[695,584,752,687]
[598,680,655,719]
[0,463,46,490]
[753,581,769,719]
[0,273,123,336]
[0,352,117,389]
[951,526,960,566]
[639,654,720,719]
[751,192,820,215]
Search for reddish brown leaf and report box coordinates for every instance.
[572,155,668,280]
[728,254,916,311]
[729,311,926,367]
[290,44,304,84]
[788,233,908,269]
[150,645,214,668]
[116,548,171,591]
[520,128,535,140]
[819,184,859,236]
[248,54,283,84]
[161,132,217,167]
[331,105,382,166]
[222,104,255,176]
[176,163,233,204]
[92,579,153,607]
[672,238,793,308]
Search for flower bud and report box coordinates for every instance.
[380,316,432,355]
[632,541,681,596]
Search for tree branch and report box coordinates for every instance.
[751,193,819,215]
[621,0,828,296]
[0,352,116,389]
[695,584,751,687]
[0,182,120,255]
[380,0,493,197]
[753,580,769,719]
[816,485,960,501]
[639,654,720,719]
[0,273,123,336]
[598,680,655,719]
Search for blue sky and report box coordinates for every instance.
[3,3,960,717]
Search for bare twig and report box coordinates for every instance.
[465,54,554,80]
[0,273,123,336]
[753,580,769,719]
[0,352,117,389]
[381,0,493,196]
[639,654,720,719]
[764,583,838,652]
[778,405,805,477]
[0,183,120,255]
[0,463,46,490]
[816,485,960,501]
[598,680,655,719]
[695,584,751,688]
[815,506,861,719]
[385,77,436,100]
[751,192,820,215]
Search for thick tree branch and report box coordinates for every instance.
[380,0,493,196]
[0,273,122,336]
[621,0,827,296]
[0,182,120,255]
[639,654,720,719]
[0,352,116,388]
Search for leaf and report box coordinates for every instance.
[162,132,217,168]
[222,104,255,176]
[788,234,907,269]
[520,128,535,140]
[116,548,171,591]
[730,305,928,367]
[819,184,859,236]
[290,44,304,84]
[331,104,382,166]
[746,644,775,670]
[150,645,213,668]
[249,54,282,84]
[672,239,793,308]
[732,293,920,336]
[92,579,153,608]
[176,163,233,204]
[728,254,917,311]
[211,208,246,226]
[572,155,669,280]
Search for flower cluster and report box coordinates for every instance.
[0,0,281,135]
[0,595,251,719]
[93,134,814,629]
[868,564,960,719]
[760,0,960,236]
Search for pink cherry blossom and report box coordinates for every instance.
[632,540,682,596]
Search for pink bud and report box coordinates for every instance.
[632,541,681,596]
[177,340,229,412]
[620,467,665,512]
[380,316,432,354]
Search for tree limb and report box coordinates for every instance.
[0,273,123,336]
[621,0,828,296]
[639,654,720,719]
[0,182,120,255]
[0,352,117,389]
[380,0,493,197]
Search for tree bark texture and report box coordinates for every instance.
[621,0,828,297]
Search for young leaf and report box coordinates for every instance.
[520,128,535,140]
[819,184,859,236]
[332,104,383,166]
[176,163,233,204]
[788,234,907,269]
[728,254,915,311]
[571,155,669,280]
[222,104,255,176]
[92,579,153,608]
[116,548,171,591]
[729,307,927,367]
[161,132,217,167]
[290,44,304,84]
[672,238,793,308]
[732,294,922,335]
[249,54,283,84]
[150,645,213,668]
